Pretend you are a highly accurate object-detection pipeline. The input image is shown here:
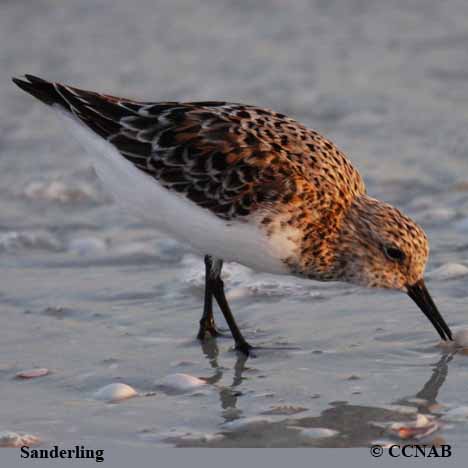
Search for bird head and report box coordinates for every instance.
[334,194,452,341]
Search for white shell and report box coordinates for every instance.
[290,427,339,439]
[454,329,468,348]
[94,383,137,402]
[426,263,468,281]
[414,414,433,428]
[157,373,207,392]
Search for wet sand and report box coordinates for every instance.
[1,0,468,447]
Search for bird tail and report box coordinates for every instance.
[12,75,72,110]
[11,75,152,145]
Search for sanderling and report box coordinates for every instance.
[13,75,452,356]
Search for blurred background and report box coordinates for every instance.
[1,0,468,448]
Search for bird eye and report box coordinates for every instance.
[384,245,406,262]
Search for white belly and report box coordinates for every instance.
[54,108,289,275]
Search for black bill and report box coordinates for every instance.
[407,279,452,341]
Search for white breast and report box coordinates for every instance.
[54,108,289,275]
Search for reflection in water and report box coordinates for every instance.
[200,338,248,413]
[397,353,453,408]
[193,342,456,447]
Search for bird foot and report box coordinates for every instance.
[235,341,255,357]
[197,318,226,340]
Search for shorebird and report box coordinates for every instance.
[13,75,453,356]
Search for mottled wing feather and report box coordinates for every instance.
[13,75,366,221]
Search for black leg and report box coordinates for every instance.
[197,255,222,340]
[211,272,253,356]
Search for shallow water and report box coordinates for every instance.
[1,0,468,448]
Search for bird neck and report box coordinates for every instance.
[288,194,377,282]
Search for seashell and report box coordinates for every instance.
[16,368,49,379]
[291,427,339,439]
[426,263,468,281]
[157,373,207,393]
[94,383,137,402]
[454,329,468,348]
[389,414,439,440]
[0,431,40,447]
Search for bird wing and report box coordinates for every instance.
[13,75,365,221]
